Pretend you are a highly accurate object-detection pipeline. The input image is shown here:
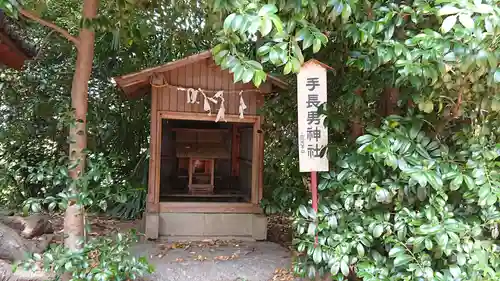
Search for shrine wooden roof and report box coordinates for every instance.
[0,10,34,70]
[113,50,288,98]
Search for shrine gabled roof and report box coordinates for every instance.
[113,50,288,98]
[0,10,35,70]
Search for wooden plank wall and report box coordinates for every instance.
[239,127,254,201]
[158,58,261,116]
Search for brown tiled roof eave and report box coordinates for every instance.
[0,10,36,69]
[113,50,289,98]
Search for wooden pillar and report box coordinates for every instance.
[145,74,163,240]
[231,124,241,177]
[258,116,264,201]
[256,94,265,202]
[251,118,261,205]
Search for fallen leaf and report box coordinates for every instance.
[214,255,231,261]
[194,255,207,261]
[269,268,296,281]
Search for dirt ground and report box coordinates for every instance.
[135,239,297,281]
[46,213,298,281]
[50,213,293,245]
[266,215,294,248]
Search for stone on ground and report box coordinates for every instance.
[0,218,53,262]
[0,215,53,239]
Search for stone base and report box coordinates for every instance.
[144,213,159,240]
[158,213,267,240]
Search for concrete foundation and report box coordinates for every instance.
[144,213,159,240]
[157,213,267,240]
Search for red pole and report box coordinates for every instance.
[311,171,318,211]
[311,171,318,246]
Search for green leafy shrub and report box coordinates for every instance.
[22,153,147,219]
[293,115,500,281]
[107,184,147,219]
[17,230,154,281]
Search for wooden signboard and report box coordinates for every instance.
[297,60,329,172]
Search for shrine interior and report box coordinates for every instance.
[159,119,254,202]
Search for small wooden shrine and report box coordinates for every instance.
[174,128,230,195]
[114,51,286,239]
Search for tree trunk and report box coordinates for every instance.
[64,0,98,254]
[375,87,400,126]
[385,87,399,116]
[350,88,364,140]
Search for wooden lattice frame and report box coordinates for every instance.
[147,111,264,213]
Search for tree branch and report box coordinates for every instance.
[33,30,55,61]
[19,9,80,48]
[451,90,463,118]
[433,90,464,137]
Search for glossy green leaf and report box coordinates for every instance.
[394,254,412,267]
[441,16,457,33]
[457,253,466,266]
[258,4,278,16]
[425,239,433,250]
[260,18,273,36]
[340,258,350,276]
[474,4,493,13]
[312,38,322,53]
[373,224,384,238]
[424,171,443,190]
[438,5,461,16]
[241,68,254,83]
[388,246,405,257]
[449,265,461,278]
[283,62,292,75]
[330,262,340,275]
[328,215,338,228]
[298,206,310,219]
[308,222,317,236]
[357,243,365,257]
[231,15,243,30]
[494,69,500,83]
[302,34,314,50]
[313,247,322,263]
[292,42,304,64]
[233,64,244,82]
[341,5,352,23]
[437,232,449,247]
[419,224,441,235]
[268,14,283,32]
[450,174,463,191]
[291,57,301,73]
[356,134,374,145]
[223,13,236,32]
[458,14,474,29]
